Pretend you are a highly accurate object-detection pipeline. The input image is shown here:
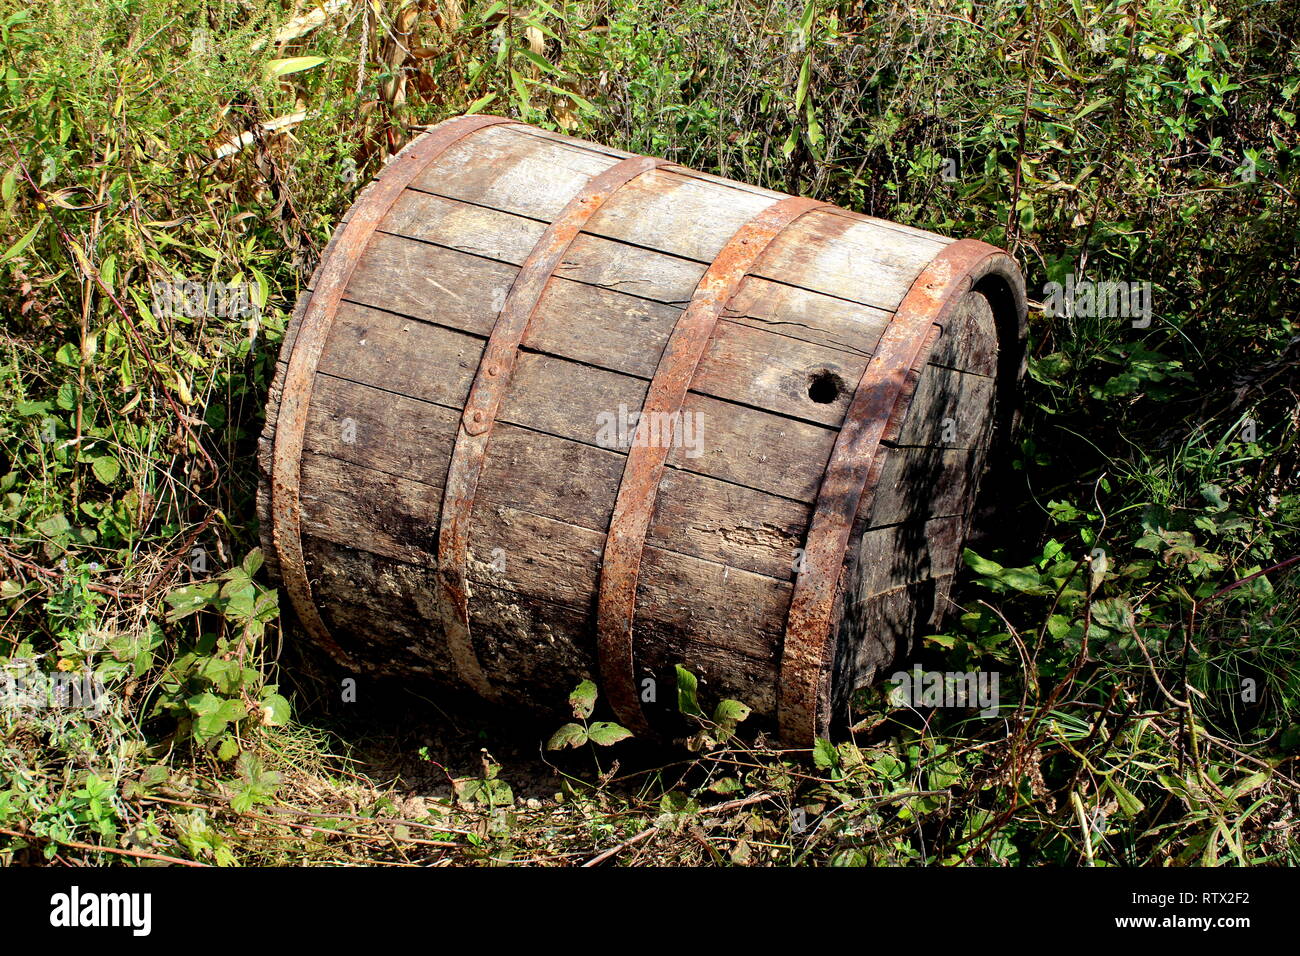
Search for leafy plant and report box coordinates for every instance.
[547,680,633,751]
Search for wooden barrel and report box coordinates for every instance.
[258,115,1027,744]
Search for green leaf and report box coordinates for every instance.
[1225,771,1269,801]
[164,582,219,622]
[795,55,811,110]
[510,68,531,109]
[241,548,265,578]
[798,0,816,33]
[546,722,587,750]
[0,163,16,202]
[1108,779,1145,818]
[260,693,291,727]
[36,513,70,539]
[188,692,244,742]
[1029,353,1072,385]
[963,548,1003,576]
[465,91,498,115]
[197,657,244,694]
[0,221,40,265]
[222,588,255,622]
[518,48,559,75]
[780,127,798,158]
[91,455,121,484]
[1046,615,1074,639]
[14,399,52,417]
[265,56,328,77]
[1280,725,1300,751]
[568,679,597,720]
[997,566,1042,592]
[1092,597,1135,632]
[478,1,508,24]
[713,699,750,730]
[812,738,838,769]
[926,752,964,790]
[587,721,632,746]
[675,664,703,717]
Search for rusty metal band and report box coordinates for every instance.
[437,155,679,702]
[270,114,517,665]
[596,195,830,736]
[777,238,1017,744]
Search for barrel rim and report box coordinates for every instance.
[778,238,1028,745]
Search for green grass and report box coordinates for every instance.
[0,0,1296,865]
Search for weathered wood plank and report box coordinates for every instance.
[928,290,998,377]
[837,576,952,705]
[387,179,932,324]
[849,516,965,602]
[513,124,955,247]
[299,450,442,566]
[463,503,786,662]
[497,350,837,503]
[310,194,987,385]
[302,537,594,704]
[885,361,996,449]
[304,373,458,485]
[372,189,901,361]
[295,419,807,605]
[315,262,876,428]
[292,380,816,579]
[322,300,482,409]
[345,231,514,336]
[861,444,987,528]
[301,507,788,720]
[294,403,979,586]
[482,426,812,580]
[694,316,865,426]
[723,280,888,357]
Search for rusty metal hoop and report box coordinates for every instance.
[777,238,1023,744]
[270,115,517,665]
[437,155,679,701]
[596,195,830,736]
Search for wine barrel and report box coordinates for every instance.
[258,114,1027,744]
